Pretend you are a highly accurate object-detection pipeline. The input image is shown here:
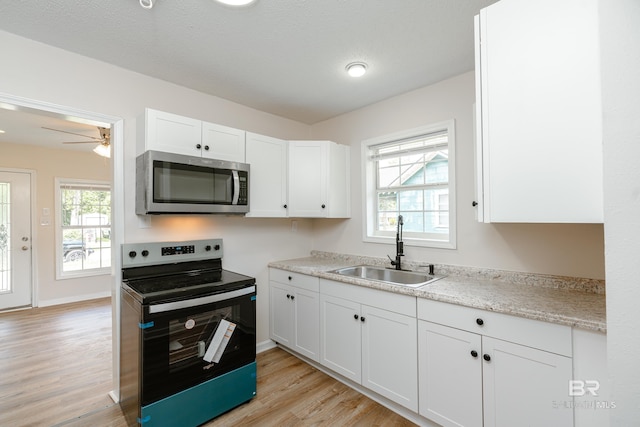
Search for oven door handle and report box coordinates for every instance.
[149,285,255,314]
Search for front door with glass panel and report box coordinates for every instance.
[0,171,32,310]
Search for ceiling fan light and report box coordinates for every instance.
[93,143,111,158]
[346,62,367,78]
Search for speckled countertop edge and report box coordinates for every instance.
[268,252,607,333]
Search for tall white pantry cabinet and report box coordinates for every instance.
[474,0,602,223]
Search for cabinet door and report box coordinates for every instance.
[201,122,245,162]
[326,142,350,218]
[143,109,202,157]
[245,133,288,217]
[362,305,418,412]
[573,329,609,427]
[319,294,361,383]
[288,141,327,217]
[475,0,602,223]
[482,337,573,427]
[293,288,320,362]
[269,282,294,347]
[418,321,483,427]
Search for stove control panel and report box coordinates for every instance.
[122,239,223,268]
[161,245,195,256]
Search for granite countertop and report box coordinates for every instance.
[268,251,607,333]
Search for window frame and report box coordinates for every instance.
[361,120,457,249]
[55,178,112,280]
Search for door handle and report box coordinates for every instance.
[22,246,29,251]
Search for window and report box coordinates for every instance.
[362,120,456,249]
[56,179,111,278]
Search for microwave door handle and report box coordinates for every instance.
[231,170,240,205]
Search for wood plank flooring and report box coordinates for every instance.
[0,298,417,427]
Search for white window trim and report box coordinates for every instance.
[55,177,112,280]
[361,120,457,250]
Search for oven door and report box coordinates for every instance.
[141,286,256,405]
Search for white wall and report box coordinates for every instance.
[0,29,314,343]
[0,141,112,305]
[600,0,640,423]
[310,72,605,279]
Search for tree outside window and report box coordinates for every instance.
[57,179,111,278]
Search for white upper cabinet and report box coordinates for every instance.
[288,140,350,218]
[138,109,201,157]
[201,121,245,162]
[474,0,602,223]
[138,108,245,162]
[245,132,288,218]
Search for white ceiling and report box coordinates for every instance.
[0,107,107,153]
[0,0,497,150]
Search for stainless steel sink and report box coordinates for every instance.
[329,265,444,288]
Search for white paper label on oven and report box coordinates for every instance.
[203,319,236,363]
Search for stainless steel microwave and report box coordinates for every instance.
[136,150,249,214]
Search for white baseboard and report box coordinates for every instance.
[108,390,119,404]
[38,291,111,307]
[257,339,277,354]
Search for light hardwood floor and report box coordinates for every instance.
[0,298,417,427]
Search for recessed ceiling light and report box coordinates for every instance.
[215,0,257,5]
[346,62,368,78]
[0,129,5,134]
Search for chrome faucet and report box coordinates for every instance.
[388,215,404,270]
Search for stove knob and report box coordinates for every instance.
[205,245,212,251]
[141,250,149,257]
[128,251,137,258]
[214,244,220,251]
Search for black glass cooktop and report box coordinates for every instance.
[122,260,255,304]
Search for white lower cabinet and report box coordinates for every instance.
[269,270,600,427]
[418,321,483,427]
[572,329,609,427]
[269,269,319,362]
[319,279,418,412]
[418,299,574,427]
[482,336,573,427]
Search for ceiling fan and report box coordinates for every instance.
[42,126,111,158]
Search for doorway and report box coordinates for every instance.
[0,170,32,310]
[0,92,124,400]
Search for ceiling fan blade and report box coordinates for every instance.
[63,140,104,144]
[42,126,103,141]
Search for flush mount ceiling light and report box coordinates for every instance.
[346,62,368,78]
[215,0,257,5]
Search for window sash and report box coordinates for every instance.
[361,119,456,250]
[56,178,112,279]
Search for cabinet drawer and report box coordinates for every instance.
[417,299,571,356]
[321,279,416,317]
[269,268,319,292]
